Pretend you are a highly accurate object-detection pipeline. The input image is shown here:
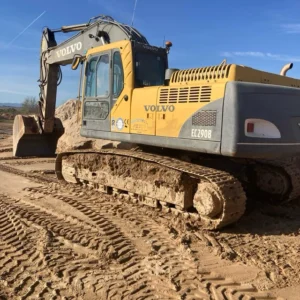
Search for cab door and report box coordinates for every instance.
[110,49,131,133]
[82,51,111,131]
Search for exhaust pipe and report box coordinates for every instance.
[280,63,293,76]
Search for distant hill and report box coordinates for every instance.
[0,103,22,108]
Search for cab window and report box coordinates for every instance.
[85,56,98,97]
[85,54,110,97]
[135,52,165,87]
[96,54,110,97]
[113,51,124,98]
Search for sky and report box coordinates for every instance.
[1,0,300,106]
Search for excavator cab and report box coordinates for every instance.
[12,15,166,157]
[78,40,168,138]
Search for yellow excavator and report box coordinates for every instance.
[13,15,300,229]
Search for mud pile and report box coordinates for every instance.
[55,99,136,152]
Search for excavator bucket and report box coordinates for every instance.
[13,115,64,157]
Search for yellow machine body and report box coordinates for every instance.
[80,41,300,160]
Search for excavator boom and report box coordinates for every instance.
[13,15,149,157]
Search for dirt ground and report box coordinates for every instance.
[1,112,300,299]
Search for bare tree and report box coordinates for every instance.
[21,97,38,114]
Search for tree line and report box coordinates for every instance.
[21,97,38,114]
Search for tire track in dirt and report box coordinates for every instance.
[25,189,180,299]
[100,195,280,300]
[0,163,57,184]
[203,224,300,290]
[41,232,131,300]
[0,193,178,299]
[0,162,283,299]
[31,185,206,299]
[0,193,135,299]
[181,197,300,291]
[0,198,120,299]
[27,184,280,300]
[5,159,55,165]
[0,200,74,299]
[0,156,46,161]
[0,162,180,298]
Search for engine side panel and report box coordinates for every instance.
[155,83,226,138]
[178,99,223,142]
[222,81,300,158]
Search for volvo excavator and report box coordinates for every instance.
[12,15,300,229]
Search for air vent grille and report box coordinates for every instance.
[171,64,232,83]
[159,86,211,104]
[192,111,217,126]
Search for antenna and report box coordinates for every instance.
[220,59,227,66]
[131,0,138,27]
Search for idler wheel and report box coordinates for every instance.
[254,165,290,201]
[193,182,223,218]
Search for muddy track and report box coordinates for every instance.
[26,183,279,300]
[57,150,247,229]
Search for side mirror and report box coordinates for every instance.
[71,55,83,70]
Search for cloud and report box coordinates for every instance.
[221,51,300,62]
[221,51,264,58]
[281,24,300,33]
